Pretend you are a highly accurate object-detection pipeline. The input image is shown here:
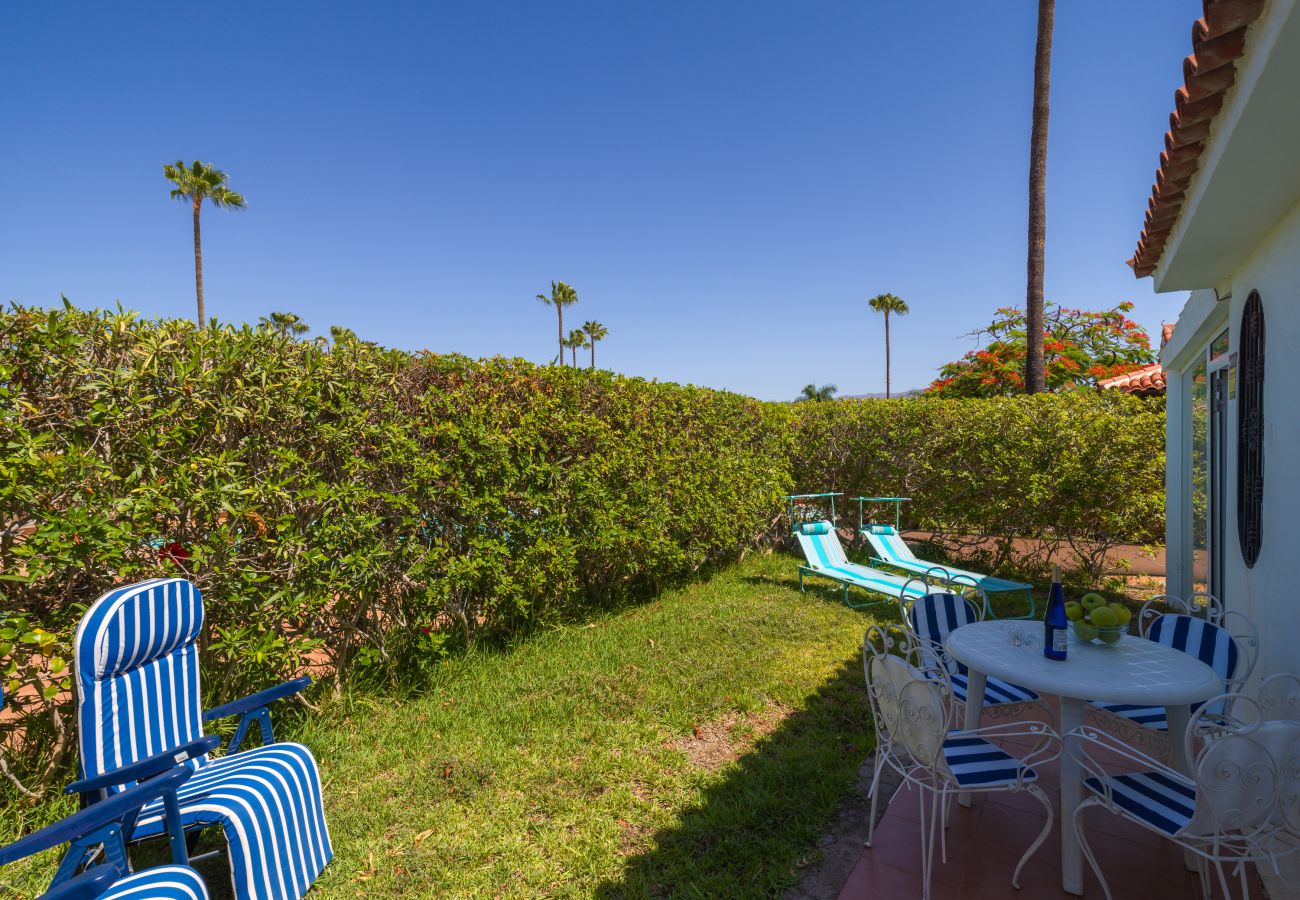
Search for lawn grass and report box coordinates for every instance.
[293,550,884,898]
[2,550,888,898]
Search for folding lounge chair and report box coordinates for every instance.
[0,688,210,900]
[852,505,1034,618]
[73,578,333,900]
[793,520,981,609]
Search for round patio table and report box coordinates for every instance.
[945,620,1224,896]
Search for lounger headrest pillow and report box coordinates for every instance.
[798,521,831,535]
[869,525,897,535]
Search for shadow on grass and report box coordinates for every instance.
[593,656,874,899]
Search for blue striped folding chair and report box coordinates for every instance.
[72,578,333,900]
[862,625,1059,900]
[1086,593,1258,750]
[1069,675,1300,900]
[899,590,1052,722]
[0,687,209,900]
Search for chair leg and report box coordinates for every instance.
[1011,784,1054,890]
[1073,800,1113,900]
[919,788,940,900]
[1212,858,1233,900]
[865,753,886,848]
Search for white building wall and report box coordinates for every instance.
[1174,196,1300,684]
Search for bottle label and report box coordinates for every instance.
[1052,630,1068,653]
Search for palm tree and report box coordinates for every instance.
[867,293,910,398]
[260,311,310,337]
[566,329,590,367]
[536,281,579,365]
[163,160,247,325]
[798,383,838,402]
[582,320,608,368]
[1025,0,1055,394]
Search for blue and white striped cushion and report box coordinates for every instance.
[1092,614,1238,729]
[99,865,210,900]
[908,593,978,676]
[950,673,1041,707]
[1083,770,1196,836]
[941,734,1035,787]
[132,744,332,900]
[75,578,334,900]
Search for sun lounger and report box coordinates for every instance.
[859,523,1034,618]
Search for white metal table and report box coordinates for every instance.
[945,620,1224,896]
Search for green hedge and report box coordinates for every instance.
[791,392,1165,571]
[0,305,1164,796]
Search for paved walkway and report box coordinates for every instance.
[797,703,1265,900]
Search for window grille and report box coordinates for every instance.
[1237,291,1265,568]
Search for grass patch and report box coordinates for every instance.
[3,551,889,898]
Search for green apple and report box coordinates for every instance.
[1073,622,1099,642]
[1080,593,1107,614]
[1088,606,1118,628]
[1098,629,1124,644]
[1064,601,1084,621]
[1109,603,1132,626]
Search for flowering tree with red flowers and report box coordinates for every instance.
[926,301,1155,397]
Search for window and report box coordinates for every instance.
[1237,291,1265,568]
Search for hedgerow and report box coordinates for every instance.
[0,304,1163,796]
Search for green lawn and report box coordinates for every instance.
[4,551,888,899]
[297,551,883,898]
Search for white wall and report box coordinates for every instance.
[1171,196,1300,685]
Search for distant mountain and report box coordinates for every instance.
[839,389,924,399]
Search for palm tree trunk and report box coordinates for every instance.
[571,345,577,367]
[1024,0,1054,394]
[192,198,205,325]
[590,340,595,369]
[557,307,565,365]
[884,310,891,399]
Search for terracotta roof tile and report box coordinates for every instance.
[1097,363,1167,395]
[1128,0,1266,278]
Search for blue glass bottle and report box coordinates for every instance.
[1043,564,1068,661]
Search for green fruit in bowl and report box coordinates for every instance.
[1088,606,1118,628]
[1064,601,1084,621]
[1080,593,1107,613]
[1073,622,1099,641]
[1109,603,1132,626]
[1098,629,1124,644]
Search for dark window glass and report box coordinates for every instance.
[1237,291,1265,568]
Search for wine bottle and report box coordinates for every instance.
[1043,564,1068,661]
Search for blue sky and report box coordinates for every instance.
[1,1,1195,400]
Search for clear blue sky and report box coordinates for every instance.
[1,1,1195,400]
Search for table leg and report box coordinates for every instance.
[957,669,986,808]
[1166,704,1199,872]
[1060,697,1085,895]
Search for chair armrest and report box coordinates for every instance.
[203,676,311,723]
[64,735,220,797]
[0,768,192,865]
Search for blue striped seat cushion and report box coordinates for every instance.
[132,741,333,900]
[942,734,1036,787]
[949,673,1041,707]
[1083,770,1196,836]
[99,865,210,900]
[1091,614,1240,732]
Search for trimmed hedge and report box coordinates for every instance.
[791,392,1165,572]
[0,305,1163,795]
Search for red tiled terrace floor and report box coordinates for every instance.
[838,706,1266,899]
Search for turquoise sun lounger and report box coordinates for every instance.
[859,522,1035,619]
[792,520,984,610]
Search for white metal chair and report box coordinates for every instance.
[1087,593,1258,750]
[898,586,1053,723]
[1068,674,1300,900]
[862,624,1060,899]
